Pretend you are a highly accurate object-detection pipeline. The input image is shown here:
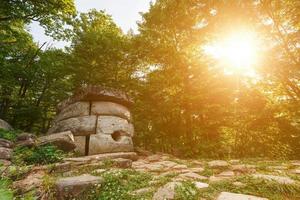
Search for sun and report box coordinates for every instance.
[204,31,259,75]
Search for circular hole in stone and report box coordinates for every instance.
[111,131,122,142]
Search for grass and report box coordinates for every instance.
[197,176,300,200]
[0,178,13,200]
[88,169,153,200]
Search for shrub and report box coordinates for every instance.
[0,128,20,142]
[13,145,65,165]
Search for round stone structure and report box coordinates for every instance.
[48,86,134,156]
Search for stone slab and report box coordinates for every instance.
[74,134,133,155]
[217,192,267,200]
[97,116,134,136]
[64,152,138,163]
[54,102,90,122]
[91,101,131,121]
[56,174,103,200]
[48,115,97,136]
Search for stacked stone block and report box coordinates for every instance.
[48,86,134,155]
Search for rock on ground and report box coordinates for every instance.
[0,139,13,148]
[177,172,207,181]
[0,147,12,160]
[194,182,209,189]
[37,131,76,152]
[64,152,138,163]
[218,170,235,177]
[0,119,12,130]
[56,174,103,200]
[152,182,182,200]
[13,170,46,194]
[253,174,295,184]
[217,192,268,200]
[208,160,229,168]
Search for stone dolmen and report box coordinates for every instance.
[48,86,134,156]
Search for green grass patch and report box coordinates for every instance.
[96,169,152,200]
[13,145,65,165]
[0,128,21,142]
[0,178,13,200]
[175,181,198,200]
[197,176,300,200]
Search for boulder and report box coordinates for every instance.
[54,102,90,122]
[15,139,35,148]
[16,133,36,141]
[208,160,229,168]
[48,116,97,136]
[217,192,268,200]
[0,147,12,160]
[37,131,76,152]
[0,119,12,130]
[91,102,131,121]
[0,139,13,148]
[153,182,182,200]
[56,174,103,200]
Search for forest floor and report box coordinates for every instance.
[1,151,300,200]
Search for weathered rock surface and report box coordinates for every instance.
[16,133,36,141]
[54,102,90,122]
[48,115,97,136]
[57,86,133,111]
[0,159,11,166]
[37,131,76,152]
[253,174,296,184]
[97,116,134,136]
[64,152,138,163]
[0,147,12,160]
[153,182,182,200]
[290,168,300,175]
[218,170,235,177]
[74,133,134,155]
[0,138,13,148]
[177,172,207,181]
[194,181,209,189]
[91,101,131,121]
[231,164,256,173]
[209,176,232,183]
[0,119,12,130]
[208,160,229,168]
[56,174,103,200]
[217,192,268,200]
[13,170,46,194]
[16,136,36,148]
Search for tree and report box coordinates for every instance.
[70,9,137,89]
[0,0,76,39]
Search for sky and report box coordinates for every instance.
[29,0,153,49]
